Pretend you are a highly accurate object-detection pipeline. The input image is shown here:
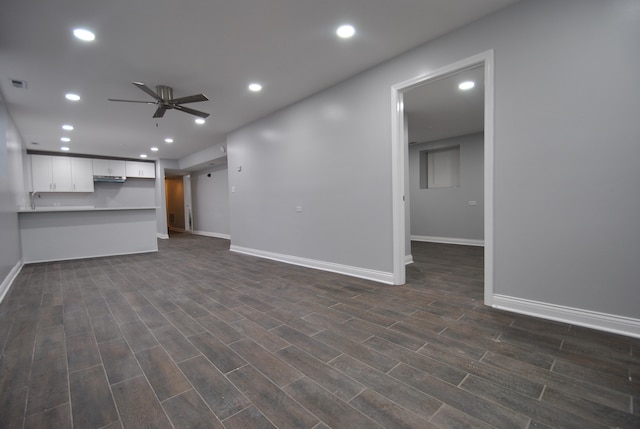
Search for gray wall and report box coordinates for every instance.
[227,0,640,319]
[192,165,230,237]
[409,133,484,241]
[0,94,25,293]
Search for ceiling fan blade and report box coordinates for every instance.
[152,106,168,118]
[169,93,209,104]
[132,82,162,101]
[173,104,210,118]
[108,98,157,104]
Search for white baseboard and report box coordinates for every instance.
[193,230,231,240]
[230,245,394,284]
[0,259,24,303]
[411,235,484,247]
[492,294,640,339]
[405,254,414,265]
[24,249,158,265]
[157,233,169,239]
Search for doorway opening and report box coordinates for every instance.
[391,50,494,305]
[164,173,193,236]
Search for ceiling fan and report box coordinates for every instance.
[108,82,210,118]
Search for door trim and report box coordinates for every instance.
[390,50,495,305]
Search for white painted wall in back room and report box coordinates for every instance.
[409,133,484,244]
[227,0,640,334]
[192,165,230,239]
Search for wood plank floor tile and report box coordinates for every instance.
[313,329,398,372]
[66,332,101,373]
[69,365,119,429]
[389,363,530,429]
[0,386,27,429]
[23,403,72,429]
[178,355,250,420]
[231,318,290,353]
[330,354,442,418]
[271,325,340,362]
[277,345,365,401]
[283,377,384,429]
[221,406,276,429]
[349,388,439,429]
[2,236,638,429]
[188,331,247,374]
[118,319,159,353]
[26,353,68,415]
[226,365,318,429]
[230,339,302,387]
[461,373,611,429]
[161,389,224,429]
[196,313,244,344]
[541,386,640,428]
[135,346,192,401]
[111,375,172,429]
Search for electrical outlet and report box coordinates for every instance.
[468,201,477,206]
[296,205,303,212]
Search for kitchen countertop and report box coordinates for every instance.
[18,206,157,213]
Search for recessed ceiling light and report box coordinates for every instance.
[459,81,475,90]
[60,137,71,142]
[65,93,80,101]
[194,118,206,125]
[73,28,95,42]
[150,147,159,152]
[60,146,70,151]
[140,154,148,158]
[164,138,174,143]
[336,24,355,39]
[62,124,74,131]
[248,83,262,92]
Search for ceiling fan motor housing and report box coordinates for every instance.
[156,85,173,101]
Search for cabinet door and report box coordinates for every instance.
[50,157,73,191]
[92,159,110,176]
[109,160,126,176]
[31,155,53,192]
[71,158,94,192]
[125,161,156,178]
[140,162,156,178]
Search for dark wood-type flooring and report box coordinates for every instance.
[1,234,639,428]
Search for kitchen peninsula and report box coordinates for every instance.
[18,206,157,263]
[20,153,159,263]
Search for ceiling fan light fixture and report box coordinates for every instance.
[73,28,95,42]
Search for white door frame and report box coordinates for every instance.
[390,50,495,305]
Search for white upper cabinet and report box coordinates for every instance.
[70,158,95,192]
[125,161,156,178]
[31,155,93,192]
[92,159,126,176]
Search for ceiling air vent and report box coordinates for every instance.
[11,79,27,89]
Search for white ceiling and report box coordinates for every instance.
[0,0,516,161]
[404,66,484,144]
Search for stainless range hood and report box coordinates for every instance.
[93,175,126,183]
